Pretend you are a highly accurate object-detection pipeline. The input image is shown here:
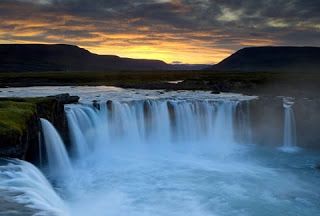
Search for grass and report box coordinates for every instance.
[0,98,53,136]
[0,100,36,135]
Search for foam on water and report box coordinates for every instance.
[0,87,319,216]
[60,98,320,216]
[61,146,320,216]
[40,118,73,179]
[0,86,257,103]
[64,99,248,159]
[0,159,70,216]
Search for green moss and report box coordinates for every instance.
[0,97,60,137]
[0,100,37,136]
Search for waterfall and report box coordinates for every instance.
[65,107,91,158]
[65,99,251,158]
[65,104,108,159]
[0,159,70,216]
[40,118,73,178]
[235,100,252,144]
[281,97,299,152]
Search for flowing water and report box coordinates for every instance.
[0,87,319,216]
[280,98,299,153]
[0,159,69,216]
[40,118,73,179]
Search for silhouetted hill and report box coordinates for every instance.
[210,47,320,72]
[0,44,171,72]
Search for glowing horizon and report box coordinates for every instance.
[0,0,319,64]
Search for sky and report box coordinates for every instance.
[0,0,319,64]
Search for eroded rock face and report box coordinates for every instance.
[36,94,80,148]
[249,96,320,149]
[0,113,38,159]
[0,94,79,161]
[294,98,320,148]
[249,97,284,146]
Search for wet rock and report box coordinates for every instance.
[211,91,220,94]
[249,96,320,149]
[0,113,38,159]
[0,94,80,161]
[143,100,151,119]
[106,100,113,111]
[166,101,176,128]
[93,100,100,110]
[47,93,79,104]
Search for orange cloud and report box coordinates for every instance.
[0,18,236,64]
[1,0,319,64]
[0,11,272,64]
[240,39,278,46]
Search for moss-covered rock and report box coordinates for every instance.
[0,100,38,158]
[0,94,79,160]
[0,101,36,137]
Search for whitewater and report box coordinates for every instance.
[0,86,319,216]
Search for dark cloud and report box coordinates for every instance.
[0,0,319,63]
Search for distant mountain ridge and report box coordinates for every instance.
[2,44,318,73]
[0,44,171,72]
[210,46,320,72]
[0,44,208,72]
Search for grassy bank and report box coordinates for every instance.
[0,95,79,158]
[0,98,54,137]
[0,100,36,136]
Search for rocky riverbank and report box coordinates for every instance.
[1,71,320,98]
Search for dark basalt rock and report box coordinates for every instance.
[0,113,39,159]
[211,91,220,94]
[248,96,320,149]
[166,101,176,129]
[0,94,79,161]
[47,93,80,104]
[28,94,79,162]
[93,100,100,110]
[249,96,284,146]
[106,100,113,111]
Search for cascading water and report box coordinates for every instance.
[0,159,70,216]
[281,97,299,152]
[235,100,252,144]
[65,104,108,159]
[40,118,73,178]
[1,87,320,216]
[65,99,246,158]
[61,97,320,216]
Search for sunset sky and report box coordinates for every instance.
[0,0,319,64]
